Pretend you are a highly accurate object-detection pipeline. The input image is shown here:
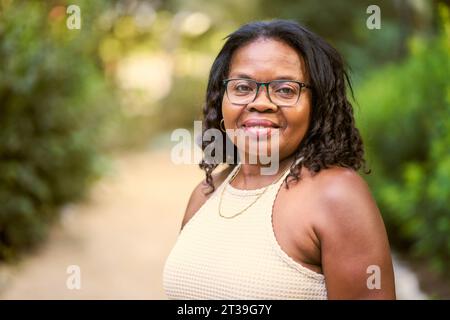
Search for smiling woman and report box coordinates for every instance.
[163,20,396,300]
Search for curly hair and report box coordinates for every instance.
[199,19,368,193]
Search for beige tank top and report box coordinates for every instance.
[163,164,328,299]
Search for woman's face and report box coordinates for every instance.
[222,38,312,164]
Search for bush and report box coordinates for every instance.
[355,5,450,274]
[0,1,113,260]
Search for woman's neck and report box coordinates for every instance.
[231,155,294,189]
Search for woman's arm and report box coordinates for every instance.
[314,168,396,299]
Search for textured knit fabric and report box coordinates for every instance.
[163,164,328,299]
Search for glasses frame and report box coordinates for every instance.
[222,78,312,107]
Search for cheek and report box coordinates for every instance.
[282,105,311,147]
[221,96,228,117]
[221,98,240,128]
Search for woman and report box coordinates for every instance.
[163,20,396,299]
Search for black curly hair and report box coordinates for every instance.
[199,19,368,193]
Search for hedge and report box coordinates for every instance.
[0,1,113,260]
[355,5,450,275]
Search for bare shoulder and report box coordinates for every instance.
[180,165,234,230]
[308,166,380,232]
[285,165,373,210]
[299,166,395,299]
[281,165,379,243]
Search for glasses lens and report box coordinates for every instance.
[226,79,257,104]
[225,79,302,106]
[269,81,301,106]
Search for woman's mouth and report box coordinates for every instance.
[240,119,280,137]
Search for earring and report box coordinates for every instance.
[220,119,226,132]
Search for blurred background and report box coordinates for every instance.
[0,0,449,299]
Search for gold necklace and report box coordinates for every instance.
[218,164,290,219]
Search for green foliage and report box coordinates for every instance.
[0,1,114,260]
[355,6,450,274]
[236,0,426,76]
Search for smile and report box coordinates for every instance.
[240,119,280,137]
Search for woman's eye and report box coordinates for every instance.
[277,87,295,95]
[236,85,252,92]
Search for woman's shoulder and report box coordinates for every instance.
[311,166,374,215]
[290,165,371,203]
[285,165,379,232]
[291,166,394,299]
[307,166,385,245]
[307,165,370,200]
[180,165,235,230]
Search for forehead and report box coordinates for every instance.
[228,38,305,80]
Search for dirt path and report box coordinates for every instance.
[0,149,203,299]
[0,149,427,299]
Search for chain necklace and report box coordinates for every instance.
[218,163,291,219]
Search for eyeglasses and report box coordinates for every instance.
[223,78,312,107]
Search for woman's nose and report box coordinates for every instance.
[246,86,278,112]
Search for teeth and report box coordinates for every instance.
[247,126,270,128]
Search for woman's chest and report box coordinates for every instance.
[163,210,326,299]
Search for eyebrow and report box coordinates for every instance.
[229,73,301,81]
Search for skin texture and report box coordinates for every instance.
[181,38,396,299]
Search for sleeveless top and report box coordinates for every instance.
[162,164,328,299]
